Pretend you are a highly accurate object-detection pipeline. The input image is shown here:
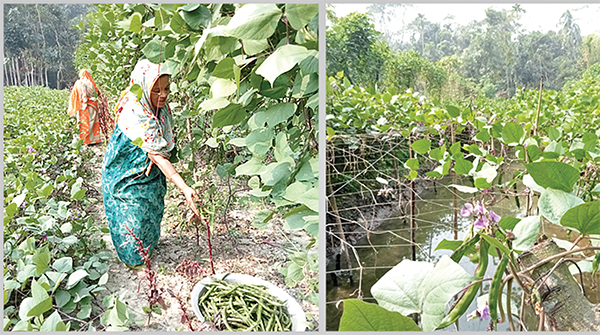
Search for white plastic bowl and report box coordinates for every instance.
[191,273,307,331]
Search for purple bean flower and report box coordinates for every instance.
[524,187,531,195]
[480,304,490,320]
[489,210,501,223]
[474,216,489,231]
[468,302,491,322]
[474,202,485,215]
[482,189,489,194]
[41,232,47,240]
[460,203,473,217]
[28,147,35,153]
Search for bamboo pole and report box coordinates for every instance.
[409,134,416,261]
[533,76,544,137]
[392,142,402,210]
[452,123,458,239]
[327,176,353,275]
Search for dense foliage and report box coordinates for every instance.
[4,3,319,331]
[329,55,600,331]
[3,87,130,331]
[75,2,319,303]
[326,12,387,88]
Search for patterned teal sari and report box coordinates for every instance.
[102,125,168,265]
[102,60,174,266]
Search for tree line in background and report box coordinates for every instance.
[327,4,600,100]
[3,4,93,89]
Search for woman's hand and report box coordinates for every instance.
[183,186,201,217]
[148,153,201,216]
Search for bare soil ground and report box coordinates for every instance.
[86,144,319,331]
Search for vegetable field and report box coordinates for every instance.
[3,86,113,331]
[327,64,600,331]
[4,3,318,332]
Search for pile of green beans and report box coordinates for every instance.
[197,279,293,331]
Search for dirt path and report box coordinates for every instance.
[86,144,318,331]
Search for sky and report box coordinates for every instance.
[330,3,600,38]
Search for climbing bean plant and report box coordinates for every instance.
[76,3,319,299]
[330,67,600,330]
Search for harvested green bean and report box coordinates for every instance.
[197,278,294,331]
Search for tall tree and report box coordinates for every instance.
[3,4,91,88]
[515,31,565,90]
[558,10,582,61]
[460,6,524,96]
[326,12,387,87]
[408,13,427,56]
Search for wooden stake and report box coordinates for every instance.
[533,76,544,137]
[409,134,416,261]
[327,176,353,273]
[452,124,458,240]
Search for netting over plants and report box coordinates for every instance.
[326,133,477,296]
[326,67,600,331]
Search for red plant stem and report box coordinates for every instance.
[205,218,215,275]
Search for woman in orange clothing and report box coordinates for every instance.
[68,69,102,145]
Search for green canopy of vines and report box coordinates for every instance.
[76,3,319,236]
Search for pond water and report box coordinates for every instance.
[326,176,600,331]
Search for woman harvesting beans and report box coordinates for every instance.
[102,59,200,268]
[67,69,103,145]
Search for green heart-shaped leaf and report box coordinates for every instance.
[525,161,579,192]
[339,299,422,331]
[561,201,600,235]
